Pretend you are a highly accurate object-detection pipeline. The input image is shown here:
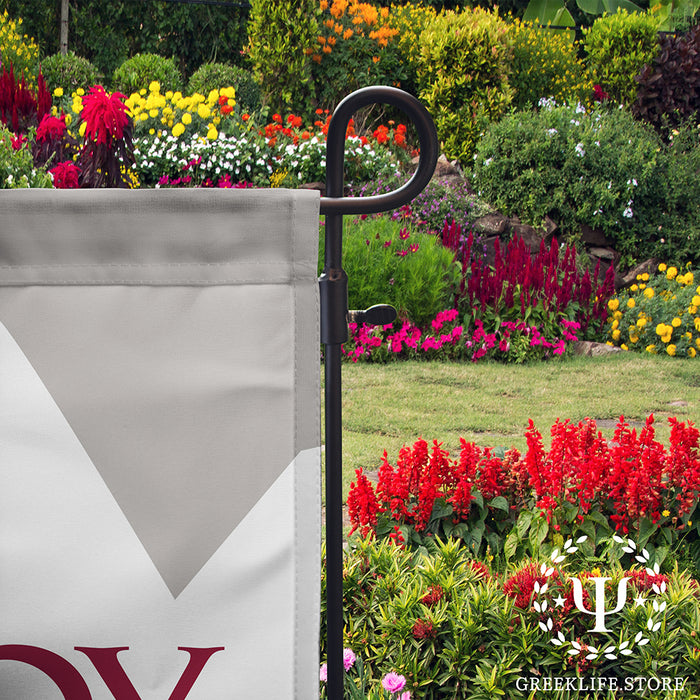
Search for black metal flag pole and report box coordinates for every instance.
[319,86,438,700]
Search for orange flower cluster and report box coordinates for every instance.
[311,0,398,63]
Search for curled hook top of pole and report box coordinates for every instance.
[319,86,439,216]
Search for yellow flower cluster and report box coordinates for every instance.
[0,10,40,86]
[124,82,236,141]
[389,3,437,67]
[508,19,593,109]
[607,263,700,358]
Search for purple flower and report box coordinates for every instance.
[382,672,407,694]
[343,648,356,671]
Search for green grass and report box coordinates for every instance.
[326,353,700,499]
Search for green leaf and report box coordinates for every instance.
[637,516,658,548]
[489,495,509,512]
[517,510,534,539]
[576,0,605,13]
[505,529,519,560]
[523,0,570,24]
[529,515,549,552]
[602,0,643,11]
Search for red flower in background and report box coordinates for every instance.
[80,85,129,144]
[49,161,81,189]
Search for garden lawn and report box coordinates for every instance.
[329,353,700,499]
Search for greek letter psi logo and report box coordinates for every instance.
[533,536,667,660]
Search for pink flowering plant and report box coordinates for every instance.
[319,647,411,700]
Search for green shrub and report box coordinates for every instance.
[389,2,437,97]
[471,101,663,262]
[0,9,39,84]
[39,51,101,94]
[186,62,261,113]
[508,19,592,109]
[246,0,318,116]
[111,53,182,96]
[633,23,700,133]
[583,9,661,105]
[0,125,52,187]
[416,8,513,166]
[324,216,459,328]
[321,537,700,699]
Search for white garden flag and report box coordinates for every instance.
[0,188,321,699]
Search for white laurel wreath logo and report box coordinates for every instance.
[533,535,666,660]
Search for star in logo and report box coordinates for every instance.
[634,595,647,607]
[554,594,567,607]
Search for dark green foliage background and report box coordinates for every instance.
[0,0,250,81]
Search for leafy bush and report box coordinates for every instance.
[0,124,51,187]
[0,9,39,84]
[39,51,102,94]
[471,101,663,262]
[246,0,317,116]
[186,62,261,113]
[310,0,409,112]
[334,216,459,328]
[582,9,661,106]
[651,123,700,265]
[321,536,700,699]
[388,2,437,97]
[633,23,700,133]
[111,53,182,96]
[416,8,513,165]
[507,20,592,110]
[606,263,700,357]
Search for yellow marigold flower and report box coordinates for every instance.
[658,263,667,272]
[612,329,621,341]
[646,344,657,353]
[197,104,211,119]
[139,112,148,121]
[644,287,654,299]
[690,347,697,357]
[172,122,185,137]
[621,343,628,350]
[614,310,623,320]
[639,283,646,290]
[608,298,619,311]
[182,112,192,125]
[79,121,87,137]
[631,284,638,291]
[53,87,63,97]
[206,125,218,140]
[606,341,614,346]
[207,89,219,104]
[636,318,647,328]
[641,273,650,281]
[629,334,639,343]
[656,323,667,336]
[627,298,635,308]
[685,272,694,284]
[149,80,161,93]
[672,317,682,327]
[320,0,328,9]
[667,266,678,279]
[76,88,85,96]
[343,28,354,39]
[149,108,158,118]
[662,509,670,517]
[612,319,619,330]
[667,344,676,356]
[693,295,700,306]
